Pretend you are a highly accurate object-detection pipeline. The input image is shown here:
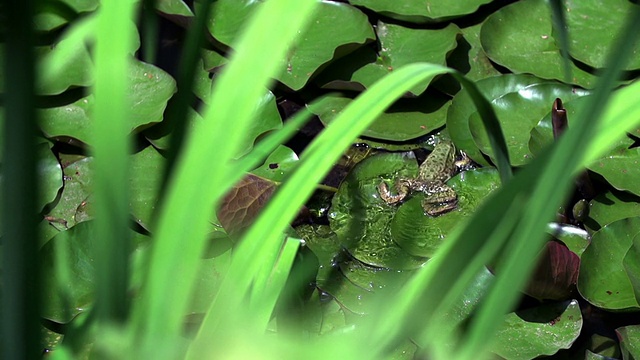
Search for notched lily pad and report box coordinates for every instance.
[490,299,583,360]
[39,60,176,145]
[585,189,640,233]
[308,92,450,142]
[204,0,375,90]
[317,22,459,96]
[218,174,277,235]
[565,0,640,71]
[578,217,640,311]
[251,145,299,183]
[328,152,428,270]
[466,78,589,166]
[480,0,598,88]
[44,154,93,231]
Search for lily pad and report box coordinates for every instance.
[348,0,494,23]
[191,64,282,157]
[565,0,640,71]
[617,325,640,360]
[156,0,194,17]
[578,217,640,311]
[624,235,640,305]
[390,168,501,258]
[328,152,428,270]
[490,299,583,360]
[585,189,640,233]
[37,16,141,95]
[587,137,640,198]
[34,0,99,32]
[44,154,94,232]
[40,221,148,322]
[447,74,562,166]
[316,21,459,96]
[202,0,375,90]
[130,146,166,230]
[308,92,450,142]
[480,0,598,88]
[251,145,299,183]
[545,223,590,257]
[467,79,589,166]
[39,60,176,145]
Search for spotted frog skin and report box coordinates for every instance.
[378,141,459,216]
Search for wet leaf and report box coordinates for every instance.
[328,152,428,270]
[156,0,194,17]
[391,168,501,258]
[308,92,450,142]
[525,241,580,301]
[348,0,493,23]
[623,234,640,305]
[545,223,590,257]
[578,217,640,311]
[480,0,598,88]
[39,60,176,145]
[617,325,640,360]
[218,174,277,234]
[490,300,583,360]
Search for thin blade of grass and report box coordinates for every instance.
[92,0,137,322]
[132,0,318,346]
[548,0,572,83]
[1,0,40,358]
[250,237,300,331]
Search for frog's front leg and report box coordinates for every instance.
[378,179,411,205]
[422,183,458,216]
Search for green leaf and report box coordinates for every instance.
[348,0,493,22]
[44,154,93,231]
[130,146,166,230]
[578,217,640,310]
[617,325,640,360]
[566,0,640,71]
[467,77,589,166]
[204,0,375,90]
[328,152,427,269]
[308,92,450,142]
[489,300,583,360]
[480,0,598,88]
[39,60,176,145]
[317,22,459,96]
[34,0,99,32]
[391,168,500,257]
[156,0,194,17]
[585,189,640,233]
[623,235,640,305]
[250,145,299,183]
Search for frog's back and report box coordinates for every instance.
[420,142,456,182]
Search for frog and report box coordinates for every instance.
[377,140,460,216]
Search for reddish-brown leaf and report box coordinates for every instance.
[218,174,277,234]
[525,240,581,300]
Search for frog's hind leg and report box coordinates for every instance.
[378,179,410,204]
[422,184,458,216]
